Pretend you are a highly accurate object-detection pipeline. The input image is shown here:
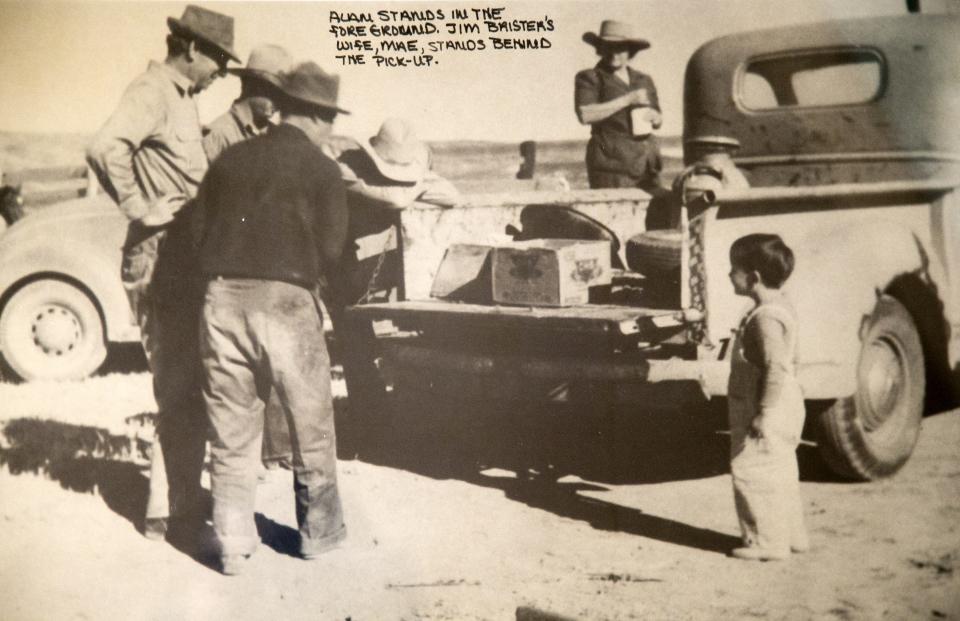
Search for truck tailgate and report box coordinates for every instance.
[348,300,679,336]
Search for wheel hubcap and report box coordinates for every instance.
[31,305,82,357]
[860,336,905,432]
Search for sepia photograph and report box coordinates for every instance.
[0,0,958,618]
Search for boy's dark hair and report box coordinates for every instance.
[730,233,795,288]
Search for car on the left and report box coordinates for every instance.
[0,168,138,381]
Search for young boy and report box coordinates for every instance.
[727,233,809,561]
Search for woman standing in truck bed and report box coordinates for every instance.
[574,20,663,192]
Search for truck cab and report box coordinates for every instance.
[349,13,960,480]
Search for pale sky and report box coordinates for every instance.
[0,0,942,142]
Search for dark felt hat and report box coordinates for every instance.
[582,20,650,52]
[278,62,350,115]
[167,5,240,63]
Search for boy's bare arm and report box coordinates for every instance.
[753,314,791,410]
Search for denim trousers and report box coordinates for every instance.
[259,251,388,465]
[122,230,207,523]
[199,278,346,556]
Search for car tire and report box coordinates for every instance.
[0,279,107,381]
[625,229,682,276]
[816,295,925,480]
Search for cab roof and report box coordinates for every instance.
[683,14,960,161]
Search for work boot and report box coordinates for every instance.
[731,546,790,561]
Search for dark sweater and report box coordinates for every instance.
[191,123,348,288]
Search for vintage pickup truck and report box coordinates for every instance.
[348,13,960,480]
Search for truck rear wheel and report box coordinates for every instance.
[816,295,925,480]
[0,279,107,381]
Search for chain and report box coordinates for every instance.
[355,226,395,305]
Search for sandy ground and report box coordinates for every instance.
[0,367,958,621]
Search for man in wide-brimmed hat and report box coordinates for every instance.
[319,118,461,441]
[334,117,460,208]
[190,61,349,575]
[86,3,238,544]
[575,19,664,192]
[203,44,293,162]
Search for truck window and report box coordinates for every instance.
[740,49,884,110]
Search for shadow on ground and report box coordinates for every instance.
[6,387,929,559]
[0,416,299,569]
[335,387,745,553]
[0,417,150,530]
[336,387,731,486]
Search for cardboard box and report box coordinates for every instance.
[430,243,494,303]
[492,239,612,307]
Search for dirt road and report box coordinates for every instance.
[1,370,958,620]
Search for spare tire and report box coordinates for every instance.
[626,229,682,276]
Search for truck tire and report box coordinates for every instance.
[625,229,682,275]
[0,279,107,381]
[816,295,925,480]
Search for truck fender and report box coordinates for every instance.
[789,220,927,399]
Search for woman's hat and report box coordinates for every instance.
[167,5,240,63]
[582,20,650,52]
[361,118,429,183]
[229,44,293,87]
[278,62,350,115]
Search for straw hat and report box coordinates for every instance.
[361,118,429,183]
[277,62,350,115]
[582,20,650,52]
[167,5,239,63]
[229,44,293,87]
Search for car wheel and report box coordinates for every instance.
[0,279,107,381]
[816,295,925,480]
